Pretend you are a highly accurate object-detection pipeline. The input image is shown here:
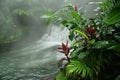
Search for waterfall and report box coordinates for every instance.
[0,25,69,80]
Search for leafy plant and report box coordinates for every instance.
[102,0,120,24]
[43,0,120,80]
[57,40,70,68]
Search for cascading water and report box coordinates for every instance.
[0,0,104,80]
[0,26,69,80]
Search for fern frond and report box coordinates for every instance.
[65,60,91,79]
[66,51,109,80]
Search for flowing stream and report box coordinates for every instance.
[0,26,69,80]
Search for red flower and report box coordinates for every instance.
[86,25,96,39]
[74,5,78,12]
[58,40,70,57]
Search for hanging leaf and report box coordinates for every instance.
[41,14,53,19]
[70,41,83,48]
[75,30,89,41]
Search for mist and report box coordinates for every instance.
[0,0,104,48]
[0,0,104,80]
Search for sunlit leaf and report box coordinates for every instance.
[70,41,83,48]
[75,30,89,41]
[41,14,53,19]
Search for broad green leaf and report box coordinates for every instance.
[112,44,120,53]
[78,51,90,59]
[104,8,120,25]
[75,30,89,41]
[94,41,109,49]
[115,74,120,80]
[70,48,83,58]
[70,41,83,48]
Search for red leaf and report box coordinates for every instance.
[86,25,96,39]
[58,40,70,57]
[74,5,78,12]
[62,43,66,51]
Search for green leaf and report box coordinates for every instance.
[70,41,83,48]
[69,30,75,41]
[93,41,109,49]
[78,51,90,59]
[61,20,72,27]
[41,14,53,26]
[71,11,83,23]
[66,60,91,79]
[41,14,53,19]
[99,1,110,9]
[74,30,89,41]
[41,13,59,26]
[115,74,120,80]
[70,48,83,58]
[88,39,95,44]
[112,44,120,52]
[56,71,66,80]
[104,8,120,25]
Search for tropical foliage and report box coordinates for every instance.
[43,0,120,80]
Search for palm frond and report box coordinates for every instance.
[108,0,120,9]
[65,60,91,79]
[65,51,111,80]
[104,0,120,24]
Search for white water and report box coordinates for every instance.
[0,26,69,80]
[0,0,104,79]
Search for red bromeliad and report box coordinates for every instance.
[58,40,70,57]
[86,25,96,39]
[57,40,70,68]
